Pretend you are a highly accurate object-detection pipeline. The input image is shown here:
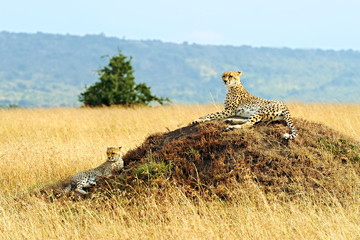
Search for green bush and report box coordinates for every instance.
[79,50,170,107]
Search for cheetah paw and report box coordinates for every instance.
[192,119,201,124]
[225,126,235,131]
[283,133,291,139]
[192,118,207,124]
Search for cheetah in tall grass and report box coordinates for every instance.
[193,71,298,139]
[60,146,124,195]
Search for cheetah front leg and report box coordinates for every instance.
[193,108,236,124]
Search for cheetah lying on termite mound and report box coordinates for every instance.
[193,71,298,139]
[58,146,124,196]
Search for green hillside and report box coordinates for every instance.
[0,31,359,107]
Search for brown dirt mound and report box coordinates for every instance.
[49,118,360,203]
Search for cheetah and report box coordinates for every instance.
[60,146,124,195]
[193,71,298,139]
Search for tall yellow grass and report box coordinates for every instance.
[0,104,359,239]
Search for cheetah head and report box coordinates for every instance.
[106,146,123,162]
[222,71,242,88]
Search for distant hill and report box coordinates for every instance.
[0,31,359,107]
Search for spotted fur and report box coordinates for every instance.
[61,146,124,195]
[193,71,298,139]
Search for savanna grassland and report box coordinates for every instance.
[0,104,360,239]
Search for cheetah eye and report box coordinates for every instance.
[228,76,232,80]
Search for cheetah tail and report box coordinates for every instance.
[62,184,72,194]
[283,112,298,140]
[283,128,298,139]
[53,184,71,198]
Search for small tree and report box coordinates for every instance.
[79,50,170,107]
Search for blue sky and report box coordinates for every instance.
[1,0,360,50]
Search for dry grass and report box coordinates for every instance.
[0,103,360,239]
[290,103,360,140]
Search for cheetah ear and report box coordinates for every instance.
[237,71,242,76]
